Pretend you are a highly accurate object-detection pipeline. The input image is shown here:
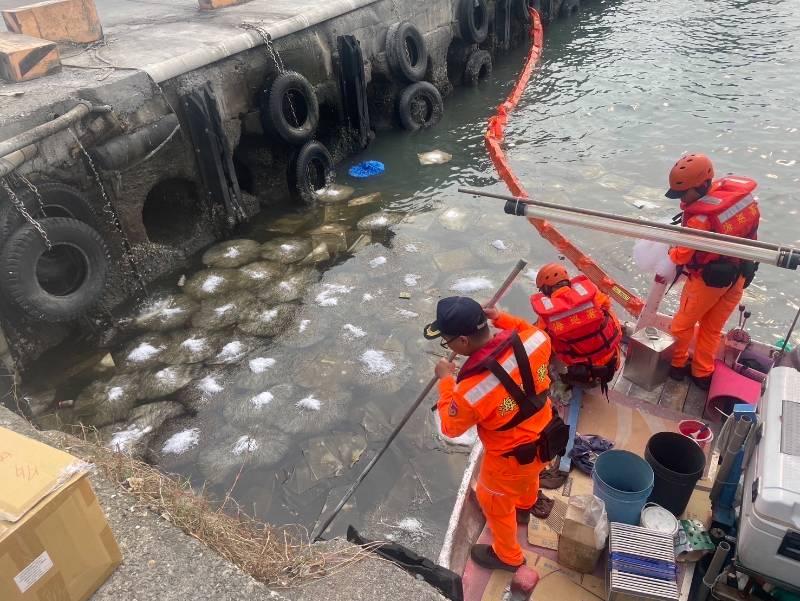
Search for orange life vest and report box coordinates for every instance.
[457,328,553,456]
[530,275,621,366]
[682,176,760,269]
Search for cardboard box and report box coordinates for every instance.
[0,427,121,600]
[557,502,604,574]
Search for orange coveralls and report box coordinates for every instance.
[669,216,745,378]
[437,312,553,566]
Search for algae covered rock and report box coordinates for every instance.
[281,312,332,349]
[226,355,283,393]
[356,211,402,233]
[140,364,201,400]
[237,303,298,337]
[354,340,412,395]
[237,261,284,288]
[133,295,198,332]
[196,426,292,485]
[202,239,261,268]
[276,388,352,435]
[102,400,186,457]
[476,235,531,265]
[221,382,297,428]
[163,330,223,365]
[206,337,254,365]
[183,268,244,300]
[257,268,317,304]
[73,373,144,428]
[116,333,170,371]
[190,291,258,331]
[260,237,313,264]
[315,184,355,204]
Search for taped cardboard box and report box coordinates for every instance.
[0,427,121,600]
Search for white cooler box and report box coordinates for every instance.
[738,366,800,588]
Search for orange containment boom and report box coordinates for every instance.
[483,9,645,317]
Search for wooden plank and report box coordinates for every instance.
[0,32,60,83]
[659,377,690,412]
[683,382,708,417]
[3,0,102,44]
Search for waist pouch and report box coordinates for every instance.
[701,260,740,288]
[537,414,570,462]
[740,260,759,289]
[505,415,571,464]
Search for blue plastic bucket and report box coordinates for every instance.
[592,450,654,525]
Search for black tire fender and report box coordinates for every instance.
[0,217,110,321]
[262,71,320,146]
[0,182,96,243]
[386,21,428,83]
[464,49,493,86]
[292,140,334,202]
[458,0,489,44]
[397,82,444,131]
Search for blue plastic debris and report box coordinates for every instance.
[349,160,385,179]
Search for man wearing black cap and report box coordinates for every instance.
[424,297,567,571]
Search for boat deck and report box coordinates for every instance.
[460,388,713,601]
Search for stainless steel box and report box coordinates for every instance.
[623,327,675,391]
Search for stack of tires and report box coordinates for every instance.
[459,0,493,87]
[0,182,110,322]
[387,21,444,131]
[258,70,333,202]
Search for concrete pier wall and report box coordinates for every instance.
[0,0,570,373]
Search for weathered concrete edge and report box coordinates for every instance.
[144,0,382,83]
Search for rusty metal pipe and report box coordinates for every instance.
[0,144,38,179]
[0,101,110,159]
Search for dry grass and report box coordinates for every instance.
[54,425,379,589]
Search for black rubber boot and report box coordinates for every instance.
[470,544,524,572]
[691,373,713,390]
[669,364,688,381]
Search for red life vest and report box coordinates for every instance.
[682,176,760,269]
[530,275,621,366]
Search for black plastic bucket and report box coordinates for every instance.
[644,432,706,517]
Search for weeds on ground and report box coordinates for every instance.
[49,424,378,588]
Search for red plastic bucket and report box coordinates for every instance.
[678,420,714,450]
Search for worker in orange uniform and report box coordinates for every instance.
[530,263,623,396]
[425,296,568,572]
[665,153,760,389]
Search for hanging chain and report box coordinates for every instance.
[1,178,51,249]
[240,23,301,129]
[16,173,46,215]
[69,128,149,298]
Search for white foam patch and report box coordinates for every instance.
[360,350,395,375]
[450,276,493,293]
[362,293,375,302]
[395,517,427,536]
[279,243,297,252]
[137,299,184,321]
[224,247,241,258]
[162,428,200,455]
[217,341,244,361]
[181,337,207,352]
[201,275,225,293]
[299,319,311,333]
[250,391,274,407]
[279,281,293,291]
[127,342,162,362]
[249,357,276,373]
[524,268,539,282]
[404,244,419,253]
[109,426,152,453]
[403,274,421,287]
[214,303,235,315]
[247,269,269,280]
[491,239,509,251]
[232,435,259,455]
[396,308,419,319]
[199,375,224,394]
[107,386,124,402]
[342,324,366,339]
[316,284,354,307]
[369,256,387,268]
[297,396,322,411]
[259,309,278,322]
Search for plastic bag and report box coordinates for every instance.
[632,239,677,280]
[566,494,609,550]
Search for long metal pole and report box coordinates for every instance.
[0,144,37,179]
[471,191,800,269]
[460,187,782,252]
[312,259,528,542]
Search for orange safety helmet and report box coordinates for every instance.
[665,154,715,198]
[536,263,569,291]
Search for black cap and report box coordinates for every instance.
[423,297,488,340]
[664,188,684,199]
